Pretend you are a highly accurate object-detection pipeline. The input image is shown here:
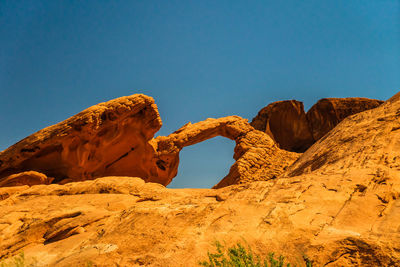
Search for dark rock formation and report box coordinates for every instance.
[307,97,384,140]
[250,100,314,152]
[251,97,383,152]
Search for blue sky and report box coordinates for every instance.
[1,1,399,188]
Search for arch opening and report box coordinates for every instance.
[167,137,235,188]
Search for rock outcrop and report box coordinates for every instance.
[0,96,298,188]
[0,92,399,266]
[306,97,384,140]
[153,116,299,188]
[250,100,314,152]
[0,94,164,185]
[251,97,383,152]
[0,171,53,187]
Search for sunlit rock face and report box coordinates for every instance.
[0,93,399,266]
[0,94,382,189]
[152,116,299,188]
[0,95,298,188]
[251,97,383,152]
[0,94,165,185]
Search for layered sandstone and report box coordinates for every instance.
[251,97,383,152]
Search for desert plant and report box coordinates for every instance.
[199,241,312,267]
[0,252,37,267]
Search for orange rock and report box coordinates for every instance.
[251,100,314,152]
[0,94,163,185]
[0,92,399,266]
[251,97,383,152]
[0,96,298,188]
[307,97,384,140]
[153,116,299,188]
[0,171,52,187]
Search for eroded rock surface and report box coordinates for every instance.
[0,171,52,187]
[0,94,164,185]
[306,97,384,140]
[250,100,314,152]
[153,116,299,188]
[251,97,383,152]
[0,92,399,266]
[0,96,298,188]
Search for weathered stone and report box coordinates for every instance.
[0,92,399,266]
[0,171,52,187]
[0,97,298,188]
[0,94,163,185]
[153,116,299,188]
[307,97,384,140]
[251,97,383,152]
[251,100,314,152]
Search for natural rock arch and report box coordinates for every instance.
[0,95,299,188]
[152,116,299,188]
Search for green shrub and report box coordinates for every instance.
[199,241,312,267]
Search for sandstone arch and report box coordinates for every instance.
[0,94,299,188]
[153,116,299,188]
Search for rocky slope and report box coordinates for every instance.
[0,92,398,266]
[251,97,383,152]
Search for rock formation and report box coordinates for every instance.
[0,94,164,185]
[251,97,383,152]
[250,100,314,152]
[0,92,399,266]
[153,116,299,188]
[306,97,384,140]
[0,96,298,188]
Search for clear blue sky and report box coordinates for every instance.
[1,1,399,188]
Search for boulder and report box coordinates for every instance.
[0,171,52,187]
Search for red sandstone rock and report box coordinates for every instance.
[0,94,163,185]
[306,97,384,140]
[0,96,298,188]
[153,116,299,188]
[0,171,52,187]
[251,97,383,152]
[250,100,314,152]
[0,93,399,266]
